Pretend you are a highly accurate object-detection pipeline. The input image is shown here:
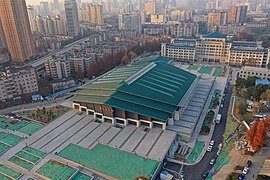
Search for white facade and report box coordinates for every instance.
[239,66,270,80]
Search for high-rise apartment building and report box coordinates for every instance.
[228,5,248,25]
[0,18,6,50]
[45,58,71,80]
[64,0,80,36]
[27,5,36,33]
[88,4,104,25]
[40,1,50,16]
[0,0,34,63]
[207,10,227,31]
[118,13,142,34]
[144,2,156,14]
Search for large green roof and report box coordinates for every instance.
[73,55,196,122]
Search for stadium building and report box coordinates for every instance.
[72,55,210,142]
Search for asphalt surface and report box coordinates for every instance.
[164,82,233,180]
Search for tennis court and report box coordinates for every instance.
[199,66,213,74]
[36,160,77,180]
[188,65,200,71]
[73,172,93,180]
[58,144,159,179]
[9,147,44,170]
[17,123,43,135]
[0,164,22,179]
[0,132,24,155]
[213,67,225,77]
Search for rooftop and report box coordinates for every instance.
[203,32,227,39]
[230,47,267,53]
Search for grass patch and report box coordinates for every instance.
[185,142,205,163]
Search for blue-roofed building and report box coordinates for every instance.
[161,32,270,67]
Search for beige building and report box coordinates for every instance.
[150,14,165,24]
[238,66,270,80]
[228,5,248,25]
[88,4,104,25]
[0,68,38,102]
[144,2,156,14]
[0,0,34,63]
[161,32,270,66]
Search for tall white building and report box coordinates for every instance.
[64,0,80,36]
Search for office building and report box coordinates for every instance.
[64,0,80,36]
[228,5,248,25]
[0,0,34,63]
[118,13,142,34]
[161,32,270,67]
[144,2,156,14]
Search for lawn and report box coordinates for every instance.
[17,105,70,124]
[185,142,205,163]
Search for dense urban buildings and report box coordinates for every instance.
[0,0,34,63]
[161,32,270,67]
[0,68,38,102]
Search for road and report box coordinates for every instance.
[164,81,233,179]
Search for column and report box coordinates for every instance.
[168,117,174,126]
[174,111,180,121]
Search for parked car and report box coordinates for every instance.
[238,174,245,180]
[202,171,209,178]
[219,143,223,148]
[209,140,215,146]
[207,145,213,152]
[210,158,216,165]
[242,167,249,174]
[246,160,252,167]
[217,149,221,156]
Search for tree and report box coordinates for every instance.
[128,51,137,60]
[238,99,247,115]
[246,120,258,144]
[121,55,129,65]
[252,120,266,151]
[242,89,250,100]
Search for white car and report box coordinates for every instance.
[210,140,215,146]
[210,158,216,165]
[242,167,249,174]
[217,149,221,156]
[219,143,223,149]
[207,145,213,152]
